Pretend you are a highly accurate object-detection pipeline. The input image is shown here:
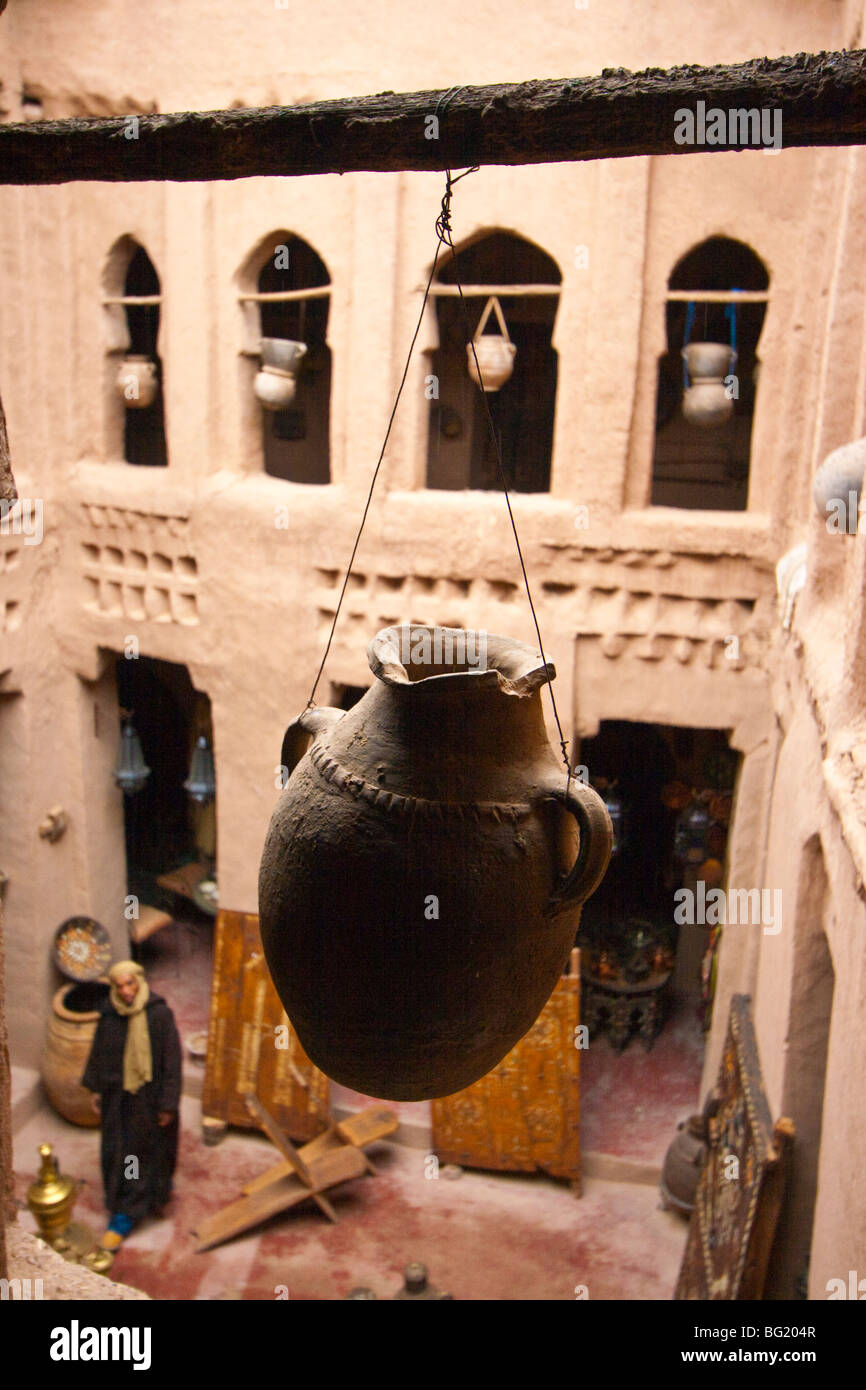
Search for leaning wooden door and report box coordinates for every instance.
[431,950,582,1185]
[202,909,330,1141]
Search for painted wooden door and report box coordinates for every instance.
[431,949,581,1184]
[202,909,330,1140]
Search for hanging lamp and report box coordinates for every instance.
[113,719,150,796]
[602,781,626,856]
[673,798,711,864]
[184,734,216,804]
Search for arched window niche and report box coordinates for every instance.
[426,231,561,493]
[651,237,769,511]
[237,231,331,484]
[102,237,168,467]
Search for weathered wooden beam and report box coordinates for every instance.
[0,49,863,186]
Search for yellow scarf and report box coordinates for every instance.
[108,960,152,1094]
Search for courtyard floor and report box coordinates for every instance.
[12,908,702,1300]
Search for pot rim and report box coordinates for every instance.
[51,981,110,1022]
[367,623,555,695]
[681,341,737,369]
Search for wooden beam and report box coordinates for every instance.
[666,289,769,303]
[0,49,863,186]
[428,284,562,297]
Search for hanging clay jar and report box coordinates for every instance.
[466,295,516,392]
[681,342,736,428]
[254,337,307,411]
[259,625,612,1100]
[115,355,158,409]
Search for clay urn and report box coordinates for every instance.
[660,1114,709,1214]
[466,295,516,392]
[254,337,307,411]
[681,342,736,428]
[115,355,158,409]
[259,624,612,1099]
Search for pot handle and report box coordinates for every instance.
[280,706,342,781]
[542,778,612,917]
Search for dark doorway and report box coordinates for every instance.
[577,720,739,1012]
[115,655,213,903]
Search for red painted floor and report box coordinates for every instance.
[580,990,706,1163]
[14,1097,687,1301]
[16,910,699,1298]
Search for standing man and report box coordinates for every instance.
[82,959,182,1252]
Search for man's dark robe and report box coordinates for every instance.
[82,992,182,1223]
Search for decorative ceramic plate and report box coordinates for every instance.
[53,917,112,982]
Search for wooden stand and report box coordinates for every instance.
[192,1097,398,1251]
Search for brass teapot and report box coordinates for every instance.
[27,1143,77,1244]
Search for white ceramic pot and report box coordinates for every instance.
[255,339,308,411]
[467,337,516,392]
[466,296,516,392]
[254,366,299,411]
[116,355,158,410]
[261,337,307,374]
[681,343,736,429]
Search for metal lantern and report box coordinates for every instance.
[602,782,626,856]
[184,734,216,804]
[673,799,710,864]
[113,720,151,796]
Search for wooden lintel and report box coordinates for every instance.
[0,49,863,186]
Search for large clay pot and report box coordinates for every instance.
[41,981,109,1126]
[259,624,612,1100]
[681,342,736,429]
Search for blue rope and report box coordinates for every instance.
[682,300,696,389]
